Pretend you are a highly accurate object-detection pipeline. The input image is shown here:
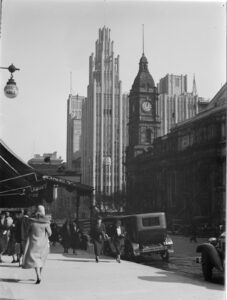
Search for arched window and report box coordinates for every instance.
[145,129,152,144]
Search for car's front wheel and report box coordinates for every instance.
[124,244,136,261]
[161,251,169,262]
[202,252,213,281]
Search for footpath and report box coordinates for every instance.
[0,238,225,300]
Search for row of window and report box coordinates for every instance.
[155,119,225,154]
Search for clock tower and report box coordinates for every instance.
[127,53,160,158]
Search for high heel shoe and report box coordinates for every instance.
[35,278,41,284]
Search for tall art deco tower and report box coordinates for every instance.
[81,27,127,197]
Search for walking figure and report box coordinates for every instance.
[190,222,197,243]
[91,216,107,263]
[111,219,126,263]
[22,205,52,284]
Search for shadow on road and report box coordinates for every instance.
[49,257,112,263]
[0,278,34,284]
[0,264,19,268]
[0,278,20,283]
[0,298,23,300]
[138,271,225,291]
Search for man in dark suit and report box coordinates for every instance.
[91,216,106,262]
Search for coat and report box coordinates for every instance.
[91,223,106,256]
[70,224,81,249]
[0,218,7,253]
[91,223,106,243]
[22,216,52,269]
[111,225,126,255]
[21,215,30,253]
[61,221,71,249]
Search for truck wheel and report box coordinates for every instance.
[202,253,213,282]
[161,251,169,262]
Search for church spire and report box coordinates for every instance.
[192,73,197,96]
[70,72,73,95]
[142,24,144,56]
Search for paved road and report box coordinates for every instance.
[0,242,225,300]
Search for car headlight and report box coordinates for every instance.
[164,236,173,245]
[208,237,217,246]
[132,243,140,251]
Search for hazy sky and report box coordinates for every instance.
[0,0,226,163]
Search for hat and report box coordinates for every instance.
[36,205,45,217]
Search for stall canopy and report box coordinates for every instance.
[0,140,93,208]
[0,139,45,208]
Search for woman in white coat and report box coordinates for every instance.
[22,205,52,284]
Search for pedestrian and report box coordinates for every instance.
[20,209,30,264]
[49,220,59,247]
[4,211,13,251]
[0,212,7,263]
[14,211,23,265]
[70,220,81,255]
[6,212,18,263]
[111,219,126,263]
[21,209,30,255]
[61,219,71,253]
[190,222,197,243]
[91,216,107,263]
[22,205,52,284]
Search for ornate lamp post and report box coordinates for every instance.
[0,64,20,98]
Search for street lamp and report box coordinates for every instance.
[0,64,20,98]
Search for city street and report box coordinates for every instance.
[0,237,225,300]
[0,2,226,300]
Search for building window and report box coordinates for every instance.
[145,129,152,144]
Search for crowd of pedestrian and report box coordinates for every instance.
[91,216,126,263]
[61,219,83,255]
[0,206,51,284]
[0,206,126,284]
[0,209,30,265]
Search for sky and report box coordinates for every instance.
[0,0,226,163]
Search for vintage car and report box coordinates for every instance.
[102,212,174,261]
[196,232,225,282]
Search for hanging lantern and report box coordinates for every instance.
[0,64,20,98]
[4,75,19,98]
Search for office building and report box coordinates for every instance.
[81,27,127,198]
[158,74,209,136]
[66,94,85,171]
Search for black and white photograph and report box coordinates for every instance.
[0,0,226,299]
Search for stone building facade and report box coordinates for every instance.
[126,83,226,227]
[28,152,91,220]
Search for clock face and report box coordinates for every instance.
[142,101,152,112]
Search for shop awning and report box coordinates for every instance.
[0,139,45,207]
[0,140,93,208]
[42,175,93,196]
